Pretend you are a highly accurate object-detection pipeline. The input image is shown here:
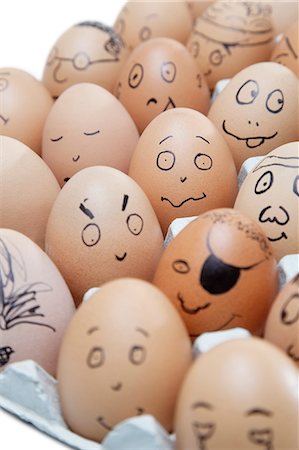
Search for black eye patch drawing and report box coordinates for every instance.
[128,63,144,88]
[0,238,55,335]
[236,79,259,105]
[161,61,176,83]
[200,230,264,294]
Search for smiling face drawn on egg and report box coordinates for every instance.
[153,208,278,338]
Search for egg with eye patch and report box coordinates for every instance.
[45,166,164,306]
[42,82,139,186]
[208,62,299,171]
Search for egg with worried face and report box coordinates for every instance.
[129,108,238,235]
[45,166,164,305]
[42,21,128,98]
[114,37,210,133]
[234,141,299,260]
[208,62,299,171]
[57,278,192,441]
[174,337,299,450]
[0,228,75,376]
[42,83,139,186]
[265,274,299,366]
[153,208,278,339]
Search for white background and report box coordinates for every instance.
[0,2,123,448]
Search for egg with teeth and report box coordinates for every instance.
[45,166,164,306]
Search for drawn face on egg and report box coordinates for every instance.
[208,62,299,170]
[234,142,299,260]
[271,20,299,77]
[153,209,278,338]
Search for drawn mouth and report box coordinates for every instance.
[222,120,278,148]
[287,344,299,362]
[213,314,242,331]
[248,428,273,447]
[161,192,206,208]
[268,232,287,242]
[177,292,210,315]
[97,416,113,432]
[164,97,176,111]
[72,155,80,162]
[111,382,122,391]
[115,252,127,261]
[192,421,215,442]
[0,114,9,125]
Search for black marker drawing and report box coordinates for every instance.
[79,200,101,247]
[258,205,289,226]
[160,61,176,83]
[265,89,284,114]
[248,428,274,450]
[129,344,146,365]
[126,214,144,236]
[0,346,14,367]
[87,346,105,368]
[0,237,55,339]
[192,419,215,450]
[161,193,206,208]
[128,63,144,88]
[254,171,274,194]
[222,120,278,149]
[236,79,259,105]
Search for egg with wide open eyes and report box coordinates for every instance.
[153,208,278,339]
[45,166,164,306]
[57,277,192,441]
[114,37,210,133]
[42,82,139,186]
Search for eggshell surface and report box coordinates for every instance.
[153,208,278,338]
[0,68,53,154]
[208,62,299,170]
[114,37,210,133]
[271,20,299,77]
[174,337,299,450]
[264,274,299,366]
[57,278,192,441]
[0,136,60,248]
[113,0,193,50]
[234,141,299,260]
[45,166,164,305]
[42,83,139,186]
[129,108,238,235]
[42,21,128,98]
[187,1,274,90]
[0,228,75,376]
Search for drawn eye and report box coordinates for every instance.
[128,63,144,88]
[73,52,90,70]
[81,223,101,247]
[0,77,9,91]
[194,153,213,170]
[139,26,152,41]
[189,41,200,58]
[87,346,105,368]
[156,151,175,170]
[266,89,284,114]
[280,293,299,325]
[209,49,223,66]
[236,79,259,105]
[293,175,299,197]
[161,62,176,83]
[172,259,190,274]
[127,214,144,236]
[254,171,273,194]
[129,345,146,365]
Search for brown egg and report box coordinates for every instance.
[0,68,53,155]
[186,1,274,90]
[113,0,193,50]
[174,337,299,450]
[42,21,128,98]
[45,166,164,306]
[234,142,299,260]
[264,274,299,366]
[208,62,299,171]
[0,136,60,248]
[57,278,192,441]
[267,1,299,35]
[42,83,139,186]
[271,20,299,77]
[129,108,238,235]
[0,228,75,376]
[114,37,210,133]
[187,1,213,20]
[153,208,278,339]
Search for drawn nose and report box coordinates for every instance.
[259,205,290,226]
[248,120,259,127]
[111,382,122,391]
[180,176,187,183]
[53,61,68,83]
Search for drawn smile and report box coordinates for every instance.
[177,292,210,315]
[161,192,206,208]
[0,114,9,125]
[164,96,176,111]
[287,344,299,362]
[213,313,242,331]
[268,231,287,242]
[97,407,144,431]
[72,155,80,162]
[222,120,278,148]
[115,252,127,261]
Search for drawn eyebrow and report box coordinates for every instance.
[50,136,63,142]
[122,194,129,211]
[195,135,210,144]
[245,408,273,417]
[159,135,173,145]
[286,36,298,59]
[87,326,100,335]
[79,200,95,219]
[192,401,214,410]
[136,327,150,338]
[253,155,299,172]
[84,130,100,136]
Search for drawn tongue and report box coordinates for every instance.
[246,137,264,148]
